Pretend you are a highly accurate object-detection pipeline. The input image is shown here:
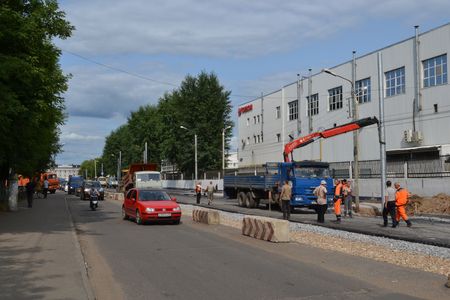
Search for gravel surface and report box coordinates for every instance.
[181,204,450,276]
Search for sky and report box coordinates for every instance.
[55,0,450,165]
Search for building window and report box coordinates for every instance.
[423,54,447,88]
[260,114,263,123]
[257,115,260,123]
[261,132,264,143]
[247,137,250,145]
[254,135,257,144]
[275,106,280,119]
[307,93,319,116]
[253,116,256,124]
[385,67,405,97]
[257,135,260,143]
[276,133,281,143]
[288,100,298,121]
[246,118,249,126]
[356,77,371,103]
[328,86,343,111]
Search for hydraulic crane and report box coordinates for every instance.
[283,117,379,162]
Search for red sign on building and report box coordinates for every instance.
[238,104,253,116]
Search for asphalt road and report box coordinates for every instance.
[164,190,450,248]
[64,192,448,299]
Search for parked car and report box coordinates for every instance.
[68,176,84,195]
[80,180,104,200]
[122,189,181,225]
[98,176,108,187]
[107,177,118,188]
[59,178,67,191]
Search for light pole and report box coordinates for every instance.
[323,64,361,212]
[222,125,232,178]
[94,159,97,180]
[180,126,197,182]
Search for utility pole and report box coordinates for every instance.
[308,68,313,133]
[351,50,361,212]
[144,142,148,164]
[94,160,97,180]
[378,52,387,207]
[194,134,198,182]
[118,151,122,182]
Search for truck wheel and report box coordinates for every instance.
[237,192,246,207]
[246,192,256,208]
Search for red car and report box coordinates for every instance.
[122,188,181,225]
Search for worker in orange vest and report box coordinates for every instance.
[394,182,412,227]
[334,179,345,223]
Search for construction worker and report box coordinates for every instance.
[280,180,292,220]
[334,179,345,223]
[383,180,397,227]
[394,182,412,227]
[195,182,202,204]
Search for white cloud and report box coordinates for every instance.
[59,0,450,58]
[61,132,104,141]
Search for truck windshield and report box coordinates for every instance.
[136,173,160,181]
[294,167,330,178]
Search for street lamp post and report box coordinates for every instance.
[323,63,361,212]
[222,126,232,178]
[94,159,97,180]
[180,126,197,182]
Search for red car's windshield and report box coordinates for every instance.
[139,191,171,201]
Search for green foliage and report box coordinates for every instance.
[0,0,73,181]
[79,158,102,179]
[101,71,233,175]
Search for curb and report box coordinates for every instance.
[64,197,96,300]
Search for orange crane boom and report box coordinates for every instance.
[283,117,379,162]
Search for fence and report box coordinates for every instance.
[329,156,450,179]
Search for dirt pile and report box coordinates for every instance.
[407,193,450,215]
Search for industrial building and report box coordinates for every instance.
[237,23,450,185]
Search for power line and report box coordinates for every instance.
[62,49,179,87]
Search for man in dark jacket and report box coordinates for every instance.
[25,178,36,208]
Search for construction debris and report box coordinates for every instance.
[407,193,450,215]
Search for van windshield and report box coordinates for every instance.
[136,173,160,181]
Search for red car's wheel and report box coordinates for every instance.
[122,206,129,220]
[136,210,143,225]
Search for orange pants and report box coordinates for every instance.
[334,199,342,216]
[396,205,408,222]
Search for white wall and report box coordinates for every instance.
[163,180,223,191]
[360,177,450,198]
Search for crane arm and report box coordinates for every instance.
[283,117,379,162]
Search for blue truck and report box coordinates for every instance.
[224,161,334,210]
[224,117,379,210]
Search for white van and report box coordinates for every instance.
[134,171,162,189]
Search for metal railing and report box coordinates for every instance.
[329,156,450,178]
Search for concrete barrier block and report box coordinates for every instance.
[105,192,124,201]
[242,216,289,243]
[192,209,220,225]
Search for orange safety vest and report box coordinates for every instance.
[334,183,343,198]
[395,188,409,206]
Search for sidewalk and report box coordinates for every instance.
[0,193,93,300]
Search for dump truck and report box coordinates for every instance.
[224,117,379,210]
[119,163,161,192]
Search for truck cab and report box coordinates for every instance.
[265,161,334,209]
[134,171,162,189]
[286,161,334,208]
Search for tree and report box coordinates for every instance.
[101,71,233,178]
[0,1,73,189]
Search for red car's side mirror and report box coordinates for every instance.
[171,197,177,202]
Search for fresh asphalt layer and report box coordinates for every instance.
[165,190,450,248]
[65,192,448,300]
